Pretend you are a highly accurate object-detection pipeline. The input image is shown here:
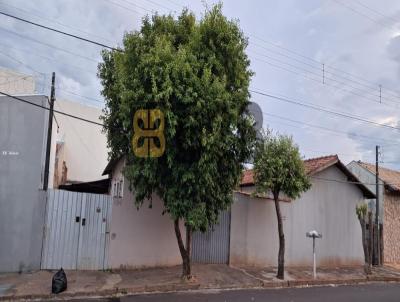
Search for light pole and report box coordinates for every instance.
[306,230,322,279]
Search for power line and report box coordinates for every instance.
[249,34,400,100]
[111,0,400,103]
[0,2,116,45]
[261,110,400,146]
[57,87,105,104]
[0,49,104,106]
[332,0,395,31]
[101,0,151,15]
[2,87,396,166]
[0,27,100,63]
[312,176,400,187]
[0,42,98,73]
[0,90,104,126]
[0,11,120,51]
[250,53,400,109]
[353,0,399,25]
[249,44,400,104]
[251,89,400,131]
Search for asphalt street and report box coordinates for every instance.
[51,283,400,302]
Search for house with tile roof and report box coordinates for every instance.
[231,155,375,267]
[347,161,400,264]
[103,154,374,269]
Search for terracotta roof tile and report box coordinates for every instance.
[358,161,400,192]
[241,155,339,186]
[304,155,338,175]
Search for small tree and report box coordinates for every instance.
[98,5,255,279]
[253,132,311,279]
[356,203,372,274]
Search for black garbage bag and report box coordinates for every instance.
[52,268,67,294]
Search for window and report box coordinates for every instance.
[113,182,117,197]
[119,179,124,198]
[113,178,124,198]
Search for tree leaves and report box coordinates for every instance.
[254,131,311,199]
[98,4,255,231]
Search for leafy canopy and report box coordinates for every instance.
[98,5,256,231]
[254,131,311,198]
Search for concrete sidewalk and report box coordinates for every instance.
[1,264,400,301]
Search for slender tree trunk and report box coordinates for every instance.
[173,219,193,279]
[273,191,285,280]
[184,225,192,277]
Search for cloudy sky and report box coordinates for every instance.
[1,0,399,169]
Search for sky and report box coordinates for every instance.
[0,0,399,169]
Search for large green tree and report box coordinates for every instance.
[98,5,255,278]
[253,132,311,279]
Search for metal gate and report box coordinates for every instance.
[41,189,112,270]
[192,210,231,264]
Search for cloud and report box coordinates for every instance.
[0,0,399,168]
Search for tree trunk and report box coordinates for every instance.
[184,225,192,277]
[173,219,192,279]
[273,191,285,280]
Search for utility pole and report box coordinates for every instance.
[375,145,380,265]
[43,72,55,191]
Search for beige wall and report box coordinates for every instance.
[231,166,365,267]
[0,68,35,95]
[108,159,184,269]
[49,99,108,187]
[383,192,400,263]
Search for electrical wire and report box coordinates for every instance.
[250,88,400,131]
[0,11,120,51]
[261,110,400,146]
[250,54,400,109]
[249,44,400,104]
[2,88,399,167]
[248,34,400,100]
[0,2,116,45]
[0,27,99,63]
[0,90,104,127]
[0,42,98,74]
[332,0,395,31]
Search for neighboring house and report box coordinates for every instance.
[0,68,109,188]
[0,68,36,95]
[0,68,109,272]
[50,98,108,188]
[103,155,374,269]
[0,94,49,273]
[232,155,374,267]
[347,161,400,264]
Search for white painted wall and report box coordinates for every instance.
[108,159,184,269]
[231,165,365,267]
[49,99,108,187]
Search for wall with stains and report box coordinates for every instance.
[231,165,365,267]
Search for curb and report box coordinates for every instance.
[1,276,400,301]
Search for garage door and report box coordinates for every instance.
[191,210,230,264]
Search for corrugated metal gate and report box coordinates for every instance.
[41,189,112,270]
[192,210,231,264]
